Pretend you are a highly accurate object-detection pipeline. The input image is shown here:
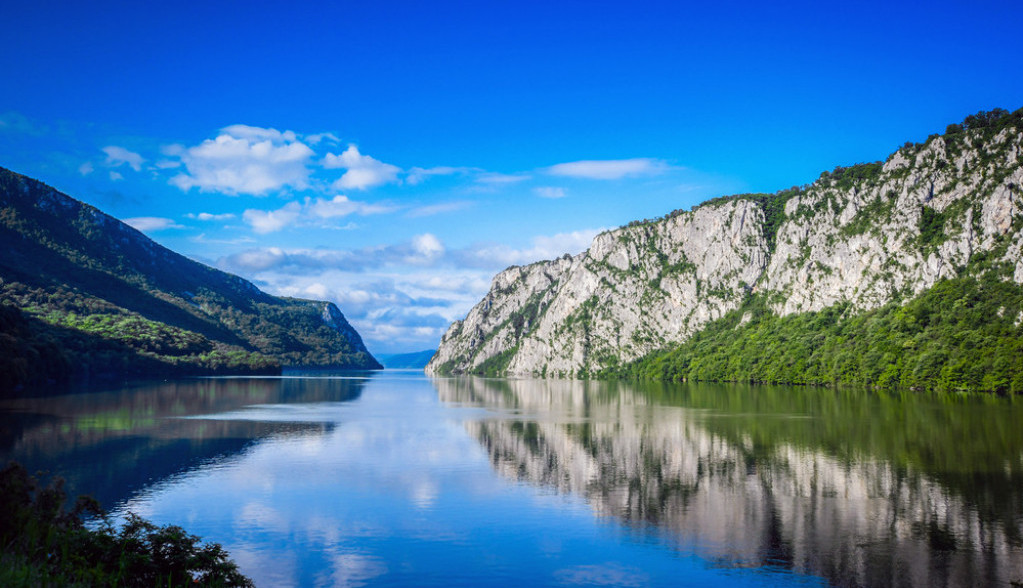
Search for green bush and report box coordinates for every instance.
[0,462,253,587]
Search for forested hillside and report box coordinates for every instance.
[0,167,380,390]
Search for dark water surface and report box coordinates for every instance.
[1,372,1021,587]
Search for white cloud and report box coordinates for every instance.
[243,202,302,234]
[190,233,256,246]
[169,125,314,195]
[303,283,330,299]
[534,186,566,199]
[454,228,602,268]
[305,132,341,145]
[476,172,531,184]
[306,195,396,219]
[220,233,447,275]
[323,145,401,190]
[410,233,444,262]
[222,265,491,353]
[102,146,145,171]
[222,228,598,275]
[546,158,669,180]
[214,227,602,353]
[406,166,471,185]
[109,171,124,181]
[187,212,236,221]
[241,195,394,233]
[78,162,94,176]
[124,217,183,232]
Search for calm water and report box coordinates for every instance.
[1,372,1022,587]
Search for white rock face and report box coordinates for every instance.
[427,124,1023,377]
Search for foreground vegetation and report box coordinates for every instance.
[0,462,253,587]
[604,272,1023,394]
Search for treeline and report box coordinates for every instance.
[0,462,253,587]
[0,302,279,391]
[604,274,1023,394]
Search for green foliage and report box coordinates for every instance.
[0,303,71,389]
[961,107,1018,131]
[472,345,519,377]
[917,206,945,248]
[0,462,253,587]
[0,166,380,387]
[840,192,898,237]
[0,301,280,390]
[818,161,885,191]
[608,275,1023,394]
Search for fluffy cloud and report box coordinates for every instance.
[214,227,601,353]
[241,195,395,233]
[546,158,669,180]
[307,195,396,219]
[453,228,602,268]
[226,267,492,354]
[221,233,446,273]
[187,212,236,221]
[323,145,401,190]
[103,146,145,171]
[221,229,597,276]
[170,125,314,195]
[124,217,183,232]
[243,203,302,234]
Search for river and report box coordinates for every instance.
[1,372,1021,587]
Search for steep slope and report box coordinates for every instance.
[428,108,1023,388]
[0,166,380,386]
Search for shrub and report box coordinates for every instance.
[0,462,253,587]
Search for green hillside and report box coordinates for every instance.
[0,167,380,390]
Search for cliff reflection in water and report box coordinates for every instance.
[0,376,367,508]
[434,377,1023,588]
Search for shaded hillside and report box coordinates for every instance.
[0,167,380,389]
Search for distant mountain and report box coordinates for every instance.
[428,108,1023,393]
[376,350,437,369]
[0,166,380,389]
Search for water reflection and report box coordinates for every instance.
[0,376,367,507]
[434,377,1023,588]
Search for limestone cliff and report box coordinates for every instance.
[427,109,1023,377]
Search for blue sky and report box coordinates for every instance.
[2,0,1022,354]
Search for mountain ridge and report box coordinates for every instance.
[427,108,1023,392]
[0,166,381,389]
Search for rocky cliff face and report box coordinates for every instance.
[428,111,1023,377]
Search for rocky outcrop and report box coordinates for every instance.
[427,111,1023,377]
